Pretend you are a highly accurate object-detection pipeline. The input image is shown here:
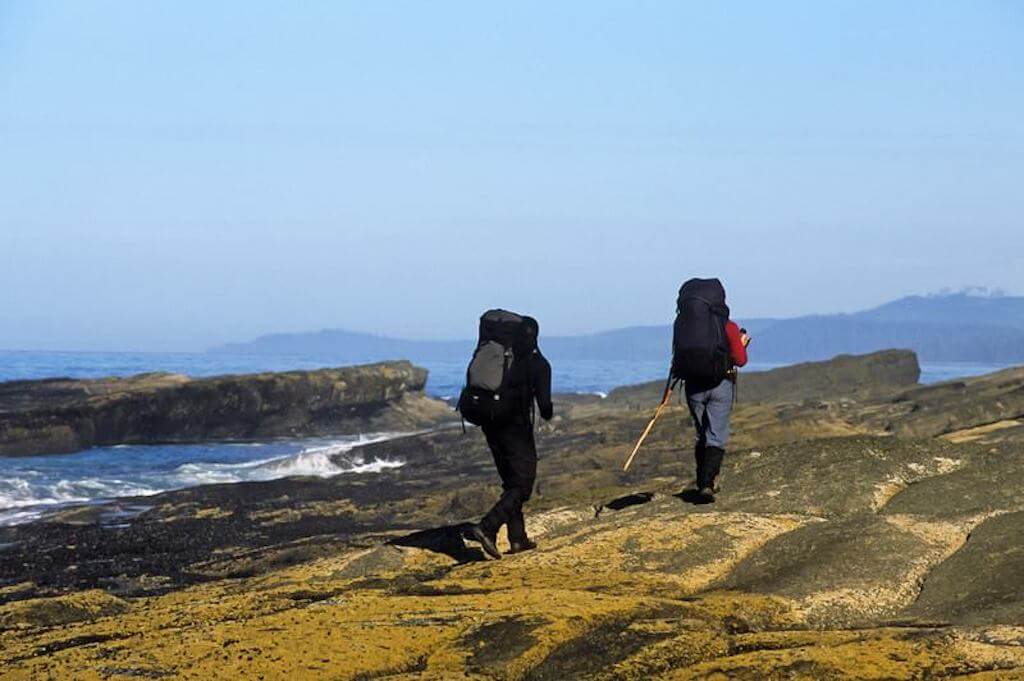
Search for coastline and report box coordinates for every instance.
[4,352,1024,676]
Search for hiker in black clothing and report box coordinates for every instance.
[458,311,553,559]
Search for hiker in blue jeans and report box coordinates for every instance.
[671,278,750,501]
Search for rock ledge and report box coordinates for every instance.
[0,361,448,456]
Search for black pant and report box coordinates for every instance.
[479,423,537,543]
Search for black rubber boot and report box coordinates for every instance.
[701,446,725,491]
[508,538,537,554]
[480,488,524,542]
[507,508,527,546]
[465,524,502,560]
[693,443,707,490]
[506,508,536,553]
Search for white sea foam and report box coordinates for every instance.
[171,456,281,485]
[0,433,407,526]
[259,436,404,478]
[343,456,406,474]
[0,477,160,510]
[0,508,43,526]
[0,478,88,509]
[0,477,158,526]
[167,434,405,484]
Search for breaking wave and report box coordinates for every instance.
[0,434,405,526]
[170,436,404,485]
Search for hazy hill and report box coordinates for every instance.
[747,316,1024,363]
[213,330,471,362]
[857,292,1024,328]
[758,292,1024,362]
[210,293,1024,364]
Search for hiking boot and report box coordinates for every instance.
[697,486,716,503]
[508,538,537,554]
[694,444,706,492]
[464,524,502,559]
[704,447,725,487]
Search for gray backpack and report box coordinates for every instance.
[457,309,533,426]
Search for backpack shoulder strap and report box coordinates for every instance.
[528,349,538,427]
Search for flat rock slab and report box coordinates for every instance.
[881,447,1024,519]
[907,510,1024,625]
[0,361,447,456]
[858,366,1024,441]
[430,502,810,600]
[708,436,977,517]
[719,513,971,626]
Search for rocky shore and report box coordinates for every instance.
[2,351,1024,679]
[603,348,922,408]
[0,361,449,456]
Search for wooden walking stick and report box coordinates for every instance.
[623,375,678,472]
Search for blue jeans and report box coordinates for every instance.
[685,379,734,449]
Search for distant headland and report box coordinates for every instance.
[210,292,1024,365]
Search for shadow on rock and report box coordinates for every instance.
[389,524,486,563]
[594,492,655,517]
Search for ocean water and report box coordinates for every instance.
[0,350,1007,397]
[0,435,404,526]
[0,350,1015,525]
[0,350,681,398]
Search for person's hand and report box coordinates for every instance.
[741,333,751,348]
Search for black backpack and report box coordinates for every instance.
[671,278,732,385]
[457,309,536,427]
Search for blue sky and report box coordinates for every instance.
[1,1,1022,351]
